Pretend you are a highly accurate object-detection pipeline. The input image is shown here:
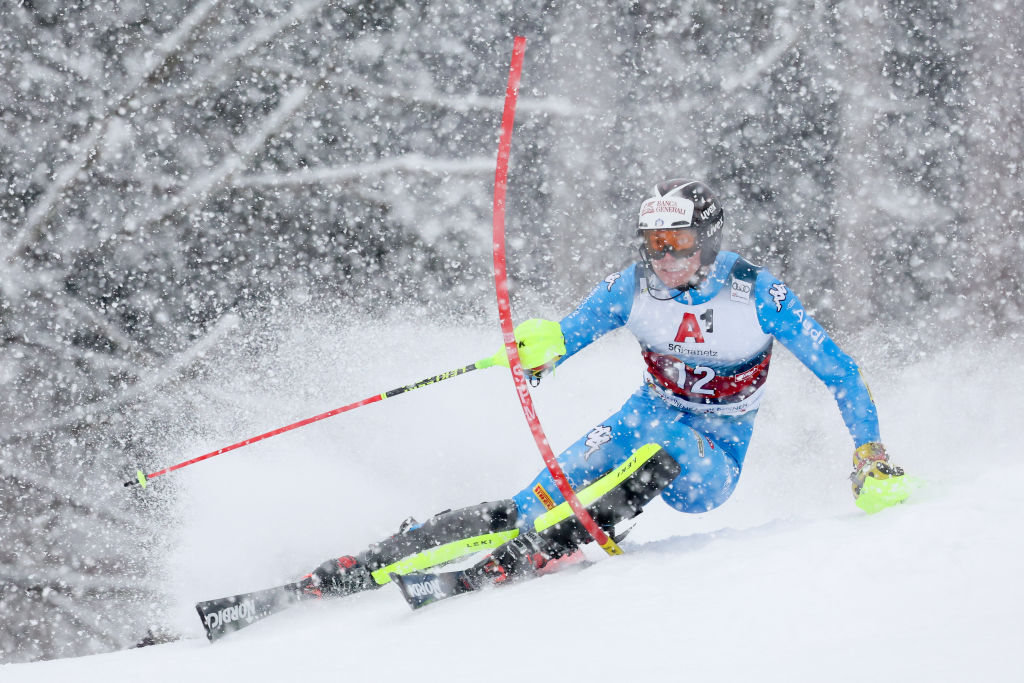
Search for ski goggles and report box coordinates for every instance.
[637,228,700,260]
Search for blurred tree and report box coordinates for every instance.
[0,0,510,661]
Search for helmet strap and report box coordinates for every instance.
[638,248,709,301]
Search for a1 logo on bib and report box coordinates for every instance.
[673,310,713,344]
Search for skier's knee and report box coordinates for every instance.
[419,499,518,536]
[534,444,681,550]
[660,456,740,513]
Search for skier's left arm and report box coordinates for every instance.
[754,272,908,511]
[754,271,878,444]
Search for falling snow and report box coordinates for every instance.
[1,0,1022,670]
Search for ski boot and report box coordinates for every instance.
[465,527,587,588]
[298,516,427,599]
[299,555,377,599]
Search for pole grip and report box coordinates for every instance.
[123,470,148,488]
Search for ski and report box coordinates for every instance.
[195,581,307,642]
[391,569,475,609]
[392,444,680,611]
[391,551,591,610]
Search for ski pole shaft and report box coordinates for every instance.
[123,357,499,489]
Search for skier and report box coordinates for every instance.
[299,178,908,599]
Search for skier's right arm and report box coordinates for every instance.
[491,266,635,377]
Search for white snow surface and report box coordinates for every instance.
[3,316,1022,682]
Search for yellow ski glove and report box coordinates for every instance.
[482,318,566,380]
[850,442,912,513]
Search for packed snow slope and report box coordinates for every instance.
[3,313,1022,682]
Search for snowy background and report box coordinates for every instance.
[1,0,1022,668]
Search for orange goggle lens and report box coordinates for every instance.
[639,229,699,258]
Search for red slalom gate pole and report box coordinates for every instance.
[490,36,621,556]
[122,361,488,489]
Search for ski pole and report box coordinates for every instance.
[123,354,506,489]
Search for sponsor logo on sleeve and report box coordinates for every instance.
[791,307,825,345]
[604,272,621,291]
[769,283,788,312]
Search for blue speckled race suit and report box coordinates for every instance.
[511,251,879,525]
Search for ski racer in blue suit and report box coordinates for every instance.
[300,179,909,599]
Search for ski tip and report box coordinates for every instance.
[392,571,440,611]
[195,603,216,642]
[390,572,419,609]
[194,584,302,643]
